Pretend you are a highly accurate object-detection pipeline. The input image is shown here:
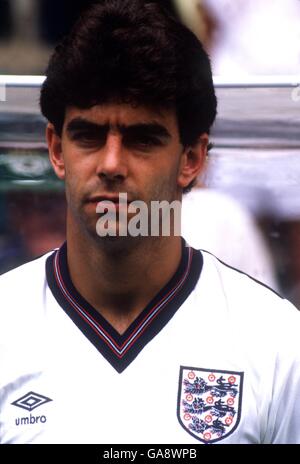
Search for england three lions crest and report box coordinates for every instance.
[177,366,244,443]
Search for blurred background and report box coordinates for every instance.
[0,0,300,305]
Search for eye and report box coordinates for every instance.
[71,131,105,147]
[125,134,162,151]
[136,136,158,147]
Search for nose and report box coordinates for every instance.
[96,132,127,181]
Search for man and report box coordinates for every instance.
[0,0,300,444]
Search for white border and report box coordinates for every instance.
[0,74,299,88]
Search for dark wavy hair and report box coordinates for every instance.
[40,0,217,189]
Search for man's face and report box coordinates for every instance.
[47,102,206,244]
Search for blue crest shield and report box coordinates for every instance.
[177,366,244,443]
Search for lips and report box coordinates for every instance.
[89,196,120,203]
[87,194,130,204]
[85,194,134,216]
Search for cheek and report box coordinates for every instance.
[63,150,95,184]
[63,160,88,205]
[143,165,180,201]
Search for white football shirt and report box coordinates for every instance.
[1,242,300,444]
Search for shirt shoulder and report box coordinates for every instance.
[198,249,300,332]
[0,251,55,323]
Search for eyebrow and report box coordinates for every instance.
[65,117,172,140]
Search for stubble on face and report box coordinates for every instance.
[66,170,181,254]
[62,103,185,254]
[65,169,182,260]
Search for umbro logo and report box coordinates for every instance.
[12,392,52,427]
[11,391,52,411]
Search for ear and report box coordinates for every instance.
[46,123,65,180]
[177,133,209,190]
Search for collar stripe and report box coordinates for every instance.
[53,252,118,352]
[53,247,193,357]
[46,241,203,372]
[108,248,193,357]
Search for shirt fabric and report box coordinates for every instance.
[1,242,300,444]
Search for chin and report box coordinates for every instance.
[92,233,145,255]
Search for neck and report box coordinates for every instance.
[66,221,183,334]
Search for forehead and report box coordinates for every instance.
[64,103,179,133]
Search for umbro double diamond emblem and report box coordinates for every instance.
[12,391,52,427]
[11,391,52,412]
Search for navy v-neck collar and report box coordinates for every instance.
[46,241,203,373]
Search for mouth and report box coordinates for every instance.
[87,194,130,204]
[86,194,133,214]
